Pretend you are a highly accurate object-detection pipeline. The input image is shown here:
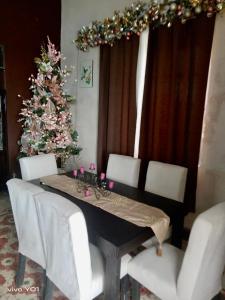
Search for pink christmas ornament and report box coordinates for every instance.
[100,172,106,180]
[108,181,114,189]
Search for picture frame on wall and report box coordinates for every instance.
[80,59,93,88]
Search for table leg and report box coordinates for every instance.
[104,250,121,300]
[15,253,26,287]
[130,277,141,300]
[121,275,130,300]
[171,213,184,248]
[97,238,121,300]
[43,276,54,300]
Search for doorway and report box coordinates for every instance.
[0,45,8,189]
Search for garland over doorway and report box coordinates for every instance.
[75,0,224,51]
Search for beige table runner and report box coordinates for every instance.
[40,174,170,255]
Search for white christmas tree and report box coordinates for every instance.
[18,37,81,162]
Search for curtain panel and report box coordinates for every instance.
[97,36,139,172]
[139,16,215,212]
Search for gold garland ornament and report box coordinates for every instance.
[75,0,225,51]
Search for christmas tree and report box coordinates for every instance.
[18,38,81,162]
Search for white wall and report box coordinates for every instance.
[61,0,134,170]
[196,11,225,212]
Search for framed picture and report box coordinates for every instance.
[80,59,93,88]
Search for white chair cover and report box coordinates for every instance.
[6,178,46,268]
[128,244,184,300]
[145,161,187,202]
[177,201,225,300]
[106,154,141,188]
[143,161,187,248]
[34,192,92,300]
[19,153,58,180]
[35,191,131,300]
[128,202,225,300]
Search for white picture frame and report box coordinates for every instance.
[80,59,93,88]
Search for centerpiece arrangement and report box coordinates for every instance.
[73,163,114,199]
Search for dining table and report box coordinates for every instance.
[32,171,184,300]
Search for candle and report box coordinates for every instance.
[100,172,106,180]
[89,163,96,171]
[84,189,91,197]
[80,166,85,174]
[73,169,78,177]
[108,181,114,189]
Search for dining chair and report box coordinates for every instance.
[19,153,58,180]
[106,154,141,188]
[34,191,131,300]
[6,178,46,287]
[143,161,187,248]
[145,161,187,201]
[128,202,225,300]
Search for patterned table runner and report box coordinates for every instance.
[40,175,170,255]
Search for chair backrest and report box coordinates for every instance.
[177,202,225,300]
[6,178,46,268]
[19,153,58,180]
[106,154,141,188]
[34,192,92,300]
[145,161,187,202]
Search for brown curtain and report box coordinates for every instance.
[97,36,139,172]
[139,16,215,212]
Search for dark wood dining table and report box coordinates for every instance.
[32,172,184,300]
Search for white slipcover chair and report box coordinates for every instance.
[6,178,46,285]
[143,161,187,248]
[19,153,58,181]
[106,154,141,188]
[145,161,187,202]
[128,202,225,300]
[34,191,131,300]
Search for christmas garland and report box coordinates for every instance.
[75,0,225,51]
